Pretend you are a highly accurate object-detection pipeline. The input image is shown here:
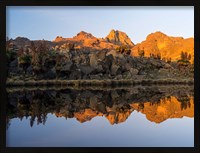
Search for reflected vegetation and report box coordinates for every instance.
[6,85,194,128]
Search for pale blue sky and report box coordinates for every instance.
[6,6,194,44]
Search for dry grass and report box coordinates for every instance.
[6,78,194,87]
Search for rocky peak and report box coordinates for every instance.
[131,31,194,63]
[146,31,168,41]
[54,36,65,42]
[14,37,30,42]
[74,31,96,39]
[105,29,134,46]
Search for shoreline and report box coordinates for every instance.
[6,78,194,87]
[6,84,194,93]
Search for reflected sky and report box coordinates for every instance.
[6,86,194,147]
[7,112,193,147]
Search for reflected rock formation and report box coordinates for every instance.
[6,86,194,127]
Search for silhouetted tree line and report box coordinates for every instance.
[177,51,192,66]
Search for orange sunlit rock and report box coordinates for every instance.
[130,96,194,123]
[74,109,103,123]
[131,31,194,63]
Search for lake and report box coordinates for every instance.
[6,85,194,147]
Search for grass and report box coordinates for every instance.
[6,84,194,93]
[6,78,194,87]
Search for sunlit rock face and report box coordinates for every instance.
[70,96,194,124]
[10,30,193,64]
[74,109,103,123]
[130,96,194,123]
[105,29,134,46]
[131,31,194,63]
[53,31,119,51]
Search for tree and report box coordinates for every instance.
[30,41,36,52]
[188,54,191,61]
[138,47,145,57]
[31,41,49,77]
[167,57,171,63]
[181,51,185,60]
[156,53,161,60]
[179,51,191,66]
[17,47,24,57]
[116,45,131,55]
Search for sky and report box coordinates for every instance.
[6,6,194,44]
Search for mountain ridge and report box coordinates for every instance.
[9,30,194,62]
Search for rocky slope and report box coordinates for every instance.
[7,48,194,81]
[131,31,194,62]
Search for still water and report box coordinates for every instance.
[6,85,194,147]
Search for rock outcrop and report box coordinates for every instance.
[131,31,194,63]
[105,29,134,46]
[53,31,119,51]
[6,47,194,81]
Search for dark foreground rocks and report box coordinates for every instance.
[7,49,193,82]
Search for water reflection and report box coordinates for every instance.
[6,85,194,128]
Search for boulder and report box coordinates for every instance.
[124,63,132,71]
[90,96,98,109]
[9,59,18,74]
[26,66,33,75]
[97,50,106,61]
[89,74,102,80]
[115,74,123,80]
[69,70,82,80]
[150,59,162,68]
[9,59,18,68]
[60,62,73,72]
[106,50,118,57]
[163,63,172,69]
[44,68,56,79]
[79,65,94,75]
[104,54,114,68]
[89,53,98,68]
[111,63,120,75]
[123,71,132,79]
[96,65,104,73]
[130,68,139,75]
[97,102,107,114]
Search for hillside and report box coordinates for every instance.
[131,31,194,62]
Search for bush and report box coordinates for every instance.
[138,49,144,57]
[7,50,17,61]
[18,55,32,64]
